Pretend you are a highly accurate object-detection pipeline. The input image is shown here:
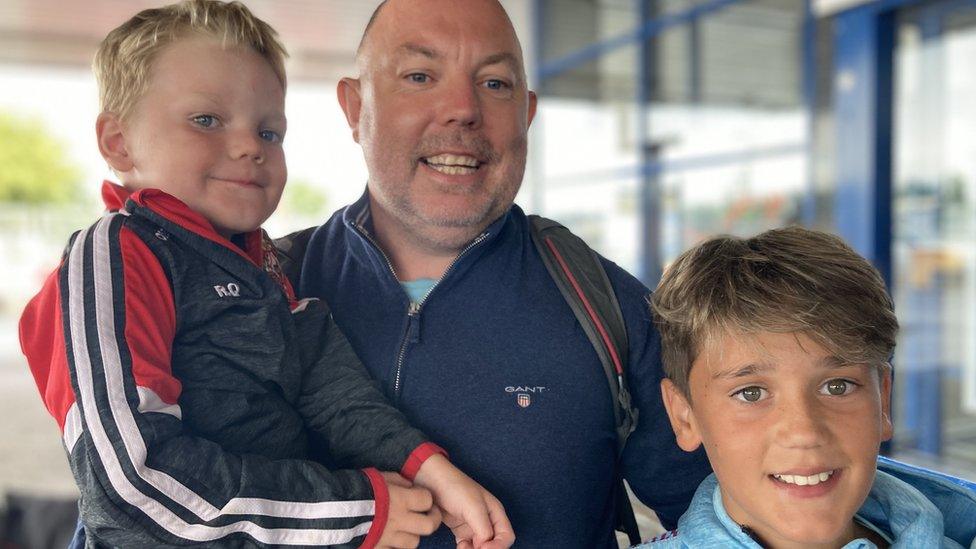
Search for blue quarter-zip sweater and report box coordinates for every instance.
[297,195,712,548]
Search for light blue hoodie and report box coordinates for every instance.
[635,457,976,548]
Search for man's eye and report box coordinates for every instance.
[191,114,218,128]
[259,129,282,144]
[733,386,766,403]
[407,73,429,84]
[484,79,509,91]
[821,379,855,396]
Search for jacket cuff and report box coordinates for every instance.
[360,468,389,549]
[400,442,448,481]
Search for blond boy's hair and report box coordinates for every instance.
[94,0,288,120]
[651,226,899,398]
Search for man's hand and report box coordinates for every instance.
[378,472,442,549]
[412,454,515,549]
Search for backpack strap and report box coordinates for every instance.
[528,215,641,545]
[528,215,638,448]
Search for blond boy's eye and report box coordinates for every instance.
[191,115,217,128]
[734,386,766,402]
[259,129,282,144]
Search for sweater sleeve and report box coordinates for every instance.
[292,298,444,480]
[19,213,385,548]
[619,288,712,529]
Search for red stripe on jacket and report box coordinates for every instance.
[18,226,182,430]
[19,267,74,431]
[118,226,181,405]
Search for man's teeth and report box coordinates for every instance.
[429,165,477,175]
[424,154,480,175]
[773,470,834,486]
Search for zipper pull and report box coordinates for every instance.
[406,302,422,343]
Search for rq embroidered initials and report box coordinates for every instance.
[213,283,240,297]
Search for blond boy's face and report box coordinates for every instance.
[107,36,287,238]
[662,331,892,548]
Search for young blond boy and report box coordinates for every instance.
[637,227,976,548]
[18,2,512,547]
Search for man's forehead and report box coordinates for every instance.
[390,42,523,72]
[360,0,523,63]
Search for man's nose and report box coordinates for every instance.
[773,394,829,449]
[436,78,483,129]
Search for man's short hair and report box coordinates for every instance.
[94,0,288,120]
[356,0,388,57]
[651,226,899,398]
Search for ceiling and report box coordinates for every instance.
[0,0,384,81]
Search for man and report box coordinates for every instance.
[289,0,712,546]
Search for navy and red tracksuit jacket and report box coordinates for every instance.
[19,182,441,548]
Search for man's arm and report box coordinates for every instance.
[20,216,390,548]
[617,290,712,529]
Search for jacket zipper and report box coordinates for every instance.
[389,232,489,396]
[353,224,400,281]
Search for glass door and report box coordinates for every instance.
[892,0,976,475]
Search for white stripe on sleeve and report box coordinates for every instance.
[66,216,375,545]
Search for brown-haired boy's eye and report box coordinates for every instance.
[740,387,762,402]
[826,380,848,396]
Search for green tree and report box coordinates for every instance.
[283,178,328,217]
[0,112,81,204]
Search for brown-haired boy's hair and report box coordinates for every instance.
[651,226,899,398]
[94,0,288,121]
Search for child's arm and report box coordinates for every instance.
[412,454,515,549]
[292,299,434,472]
[294,302,514,548]
[18,217,424,548]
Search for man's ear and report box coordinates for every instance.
[526,90,538,128]
[337,77,363,143]
[879,365,893,442]
[96,112,133,173]
[661,378,703,452]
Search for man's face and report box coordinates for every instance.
[112,37,287,238]
[662,331,892,547]
[341,0,537,252]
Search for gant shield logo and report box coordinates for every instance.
[506,385,546,409]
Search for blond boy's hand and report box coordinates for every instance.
[413,454,515,549]
[377,472,443,548]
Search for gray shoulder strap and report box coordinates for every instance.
[528,215,637,451]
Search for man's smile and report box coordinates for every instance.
[421,153,484,175]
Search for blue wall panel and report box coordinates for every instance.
[832,7,894,285]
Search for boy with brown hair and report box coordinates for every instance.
[637,226,976,548]
[19,1,512,547]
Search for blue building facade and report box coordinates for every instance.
[530,0,976,475]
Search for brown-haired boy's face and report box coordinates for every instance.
[101,36,287,238]
[661,331,892,547]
